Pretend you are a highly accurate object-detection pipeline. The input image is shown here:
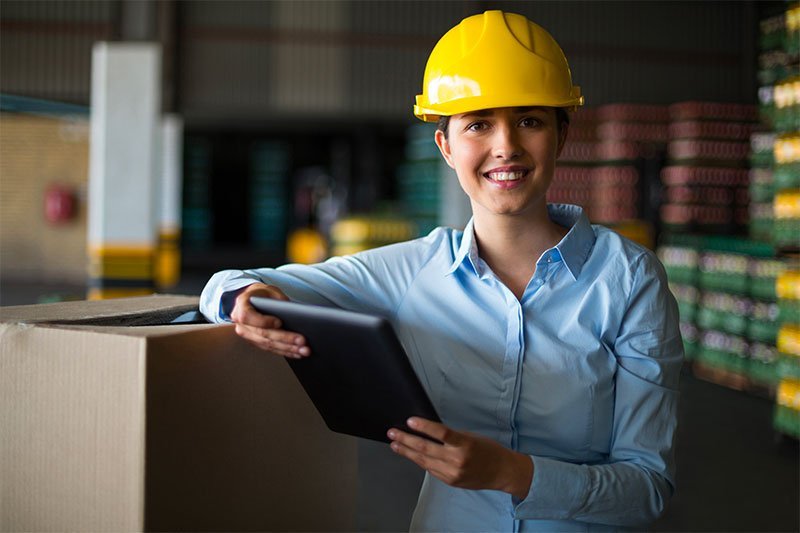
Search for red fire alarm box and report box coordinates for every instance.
[44,184,76,224]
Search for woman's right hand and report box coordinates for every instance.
[229,283,310,358]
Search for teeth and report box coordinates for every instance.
[488,171,526,181]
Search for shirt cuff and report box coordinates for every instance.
[512,455,591,521]
[199,270,263,322]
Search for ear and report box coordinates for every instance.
[555,121,569,159]
[434,129,455,169]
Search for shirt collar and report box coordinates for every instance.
[547,203,595,280]
[446,217,481,276]
[446,203,595,281]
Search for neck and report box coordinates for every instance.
[473,204,566,263]
[471,203,568,299]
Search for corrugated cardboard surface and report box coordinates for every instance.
[1,295,357,532]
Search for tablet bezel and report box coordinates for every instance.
[249,296,440,443]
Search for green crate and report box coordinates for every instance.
[697,347,749,374]
[773,162,800,191]
[696,307,722,331]
[677,301,697,323]
[778,299,800,323]
[683,340,698,361]
[777,353,800,380]
[773,219,800,248]
[749,181,775,203]
[751,277,779,300]
[665,266,697,285]
[750,150,775,168]
[774,404,800,438]
[698,272,749,294]
[748,358,780,386]
[748,319,781,344]
[749,217,774,242]
[773,106,800,133]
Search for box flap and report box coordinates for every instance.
[0,295,205,335]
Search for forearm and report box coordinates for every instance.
[200,254,411,323]
[501,450,534,500]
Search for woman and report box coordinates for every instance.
[200,10,682,531]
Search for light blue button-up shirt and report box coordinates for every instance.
[200,204,682,532]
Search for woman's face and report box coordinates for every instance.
[434,106,567,219]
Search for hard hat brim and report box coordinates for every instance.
[414,92,584,122]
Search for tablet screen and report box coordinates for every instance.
[250,296,440,443]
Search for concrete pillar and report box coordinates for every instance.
[155,114,183,289]
[87,42,161,300]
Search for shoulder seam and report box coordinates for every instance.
[621,251,648,318]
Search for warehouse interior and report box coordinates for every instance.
[1,1,798,531]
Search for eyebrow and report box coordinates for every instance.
[461,106,547,118]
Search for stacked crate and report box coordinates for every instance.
[775,270,800,438]
[594,104,668,234]
[661,102,757,235]
[747,255,787,389]
[329,216,416,256]
[657,238,701,362]
[658,235,787,393]
[249,141,290,253]
[694,239,762,388]
[757,2,800,439]
[182,137,213,248]
[550,105,660,248]
[772,132,800,250]
[549,107,597,215]
[748,131,777,242]
[397,122,442,237]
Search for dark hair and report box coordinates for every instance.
[436,107,570,140]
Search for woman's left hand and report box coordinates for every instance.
[387,417,533,499]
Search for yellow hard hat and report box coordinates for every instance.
[414,10,584,122]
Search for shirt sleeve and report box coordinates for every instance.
[199,236,440,323]
[513,252,683,527]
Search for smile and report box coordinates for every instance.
[483,165,530,183]
[484,170,527,181]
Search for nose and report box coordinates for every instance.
[492,123,522,160]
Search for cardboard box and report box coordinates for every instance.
[0,295,357,532]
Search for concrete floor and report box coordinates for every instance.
[2,273,798,532]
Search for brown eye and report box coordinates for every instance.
[519,117,542,128]
[467,121,488,132]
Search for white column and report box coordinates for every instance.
[88,42,161,299]
[155,114,184,289]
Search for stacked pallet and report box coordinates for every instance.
[757,2,800,439]
[660,102,758,234]
[550,105,662,248]
[182,138,213,248]
[397,122,441,237]
[329,216,416,256]
[775,270,800,438]
[249,141,290,252]
[658,235,787,393]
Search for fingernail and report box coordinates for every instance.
[390,442,399,452]
[294,336,304,345]
[407,418,417,428]
[298,347,310,356]
[387,430,396,439]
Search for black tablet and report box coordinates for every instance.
[250,296,440,443]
